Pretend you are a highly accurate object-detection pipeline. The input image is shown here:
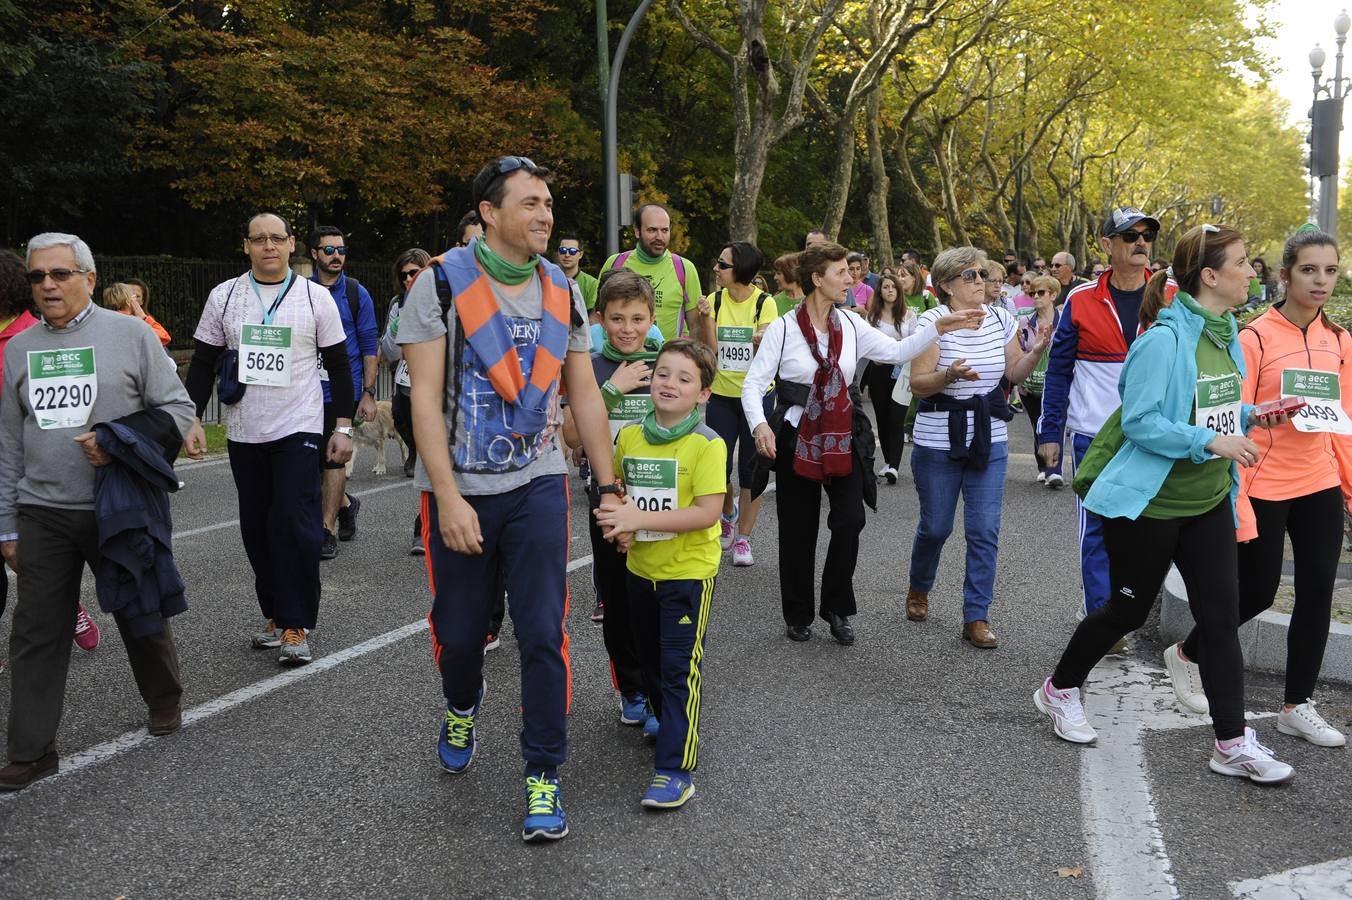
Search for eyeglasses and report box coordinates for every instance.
[246,234,290,246]
[557,247,580,256]
[1115,229,1156,244]
[713,259,733,270]
[399,269,421,282]
[26,267,88,284]
[318,245,347,256]
[1031,289,1054,297]
[957,268,989,283]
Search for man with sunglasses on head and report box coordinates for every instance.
[601,203,706,342]
[307,226,378,560]
[186,214,352,665]
[0,233,202,791]
[400,155,622,843]
[555,232,597,312]
[1037,206,1175,621]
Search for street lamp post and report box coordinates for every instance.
[603,0,655,257]
[1309,9,1352,235]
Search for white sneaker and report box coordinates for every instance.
[732,537,753,567]
[1033,678,1097,744]
[1045,473,1064,489]
[1036,472,1046,484]
[1209,727,1295,784]
[1162,643,1209,715]
[1277,700,1347,747]
[880,466,898,485]
[719,502,738,551]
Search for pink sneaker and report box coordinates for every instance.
[73,604,101,652]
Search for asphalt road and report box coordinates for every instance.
[1,417,1349,899]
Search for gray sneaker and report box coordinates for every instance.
[252,619,281,649]
[278,628,313,665]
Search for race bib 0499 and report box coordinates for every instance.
[27,347,97,430]
[1283,367,1352,434]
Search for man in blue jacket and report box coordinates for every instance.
[309,226,378,560]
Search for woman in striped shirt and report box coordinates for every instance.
[903,247,1052,648]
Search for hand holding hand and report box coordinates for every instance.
[594,496,643,539]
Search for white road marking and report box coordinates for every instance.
[175,456,231,471]
[172,480,415,540]
[1080,657,1278,899]
[1230,855,1352,897]
[1,549,598,800]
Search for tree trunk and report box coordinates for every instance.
[865,85,893,266]
[820,106,860,240]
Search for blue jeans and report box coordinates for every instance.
[908,442,1009,623]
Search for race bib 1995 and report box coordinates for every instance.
[1282,367,1352,434]
[622,455,677,542]
[27,347,97,430]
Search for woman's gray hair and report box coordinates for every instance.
[26,233,95,272]
[929,247,987,302]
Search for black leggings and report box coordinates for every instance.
[861,361,904,469]
[1052,498,1245,740]
[1182,486,1343,706]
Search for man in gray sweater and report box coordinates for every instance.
[0,232,203,792]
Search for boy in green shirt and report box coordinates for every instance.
[594,339,726,810]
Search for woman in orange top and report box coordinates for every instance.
[103,282,172,347]
[1166,225,1350,748]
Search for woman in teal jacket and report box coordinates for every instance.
[1033,224,1297,786]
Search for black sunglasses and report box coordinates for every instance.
[957,268,989,283]
[318,245,347,256]
[399,269,421,281]
[1116,229,1156,244]
[27,267,88,284]
[713,259,733,270]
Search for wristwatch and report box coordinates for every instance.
[596,483,625,498]
[363,385,377,397]
[334,426,355,438]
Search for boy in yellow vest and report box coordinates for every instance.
[594,339,726,809]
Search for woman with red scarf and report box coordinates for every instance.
[742,242,981,645]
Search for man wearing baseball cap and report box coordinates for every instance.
[1036,207,1174,621]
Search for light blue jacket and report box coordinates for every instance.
[1083,297,1254,522]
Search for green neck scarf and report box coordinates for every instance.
[1177,292,1235,350]
[473,237,538,286]
[633,246,668,266]
[601,337,661,362]
[641,408,700,444]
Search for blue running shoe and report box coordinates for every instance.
[641,769,695,809]
[522,771,568,842]
[436,680,485,774]
[620,692,648,726]
[642,713,660,740]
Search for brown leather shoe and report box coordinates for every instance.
[148,705,182,737]
[962,620,999,649]
[905,588,929,622]
[0,752,58,791]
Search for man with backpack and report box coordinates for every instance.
[308,226,378,560]
[400,156,623,842]
[599,204,707,342]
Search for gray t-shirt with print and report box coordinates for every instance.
[397,263,590,496]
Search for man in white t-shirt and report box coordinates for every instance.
[184,212,354,666]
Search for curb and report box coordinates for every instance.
[1159,565,1352,686]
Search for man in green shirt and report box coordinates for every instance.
[599,204,706,342]
[556,233,598,312]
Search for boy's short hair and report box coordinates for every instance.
[657,338,716,390]
[595,268,655,315]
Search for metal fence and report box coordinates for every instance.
[92,256,398,423]
[92,256,393,352]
